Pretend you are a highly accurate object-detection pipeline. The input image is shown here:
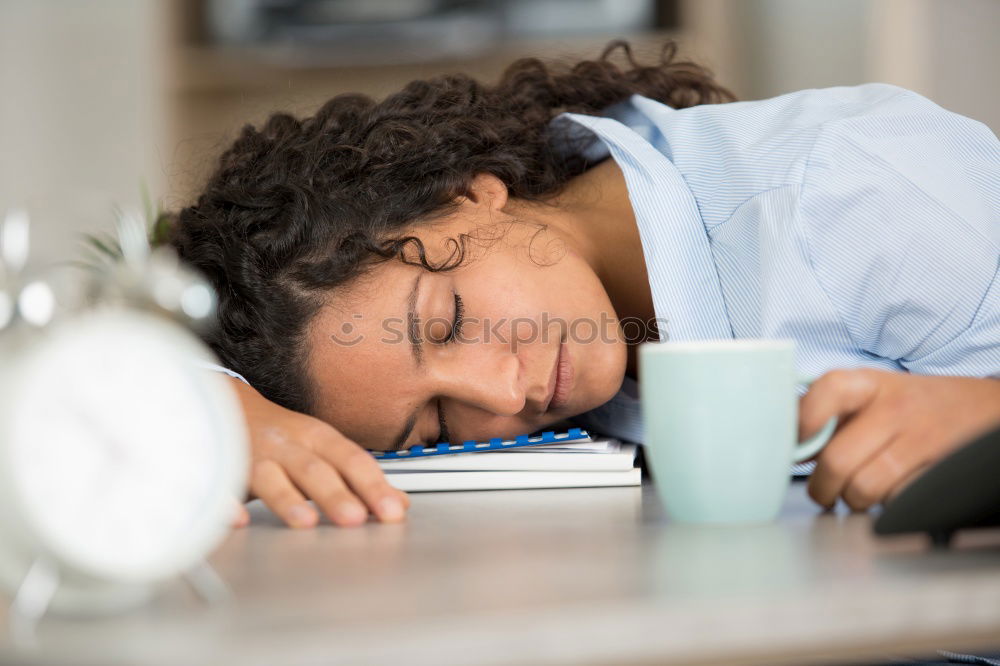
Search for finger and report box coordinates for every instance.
[798,369,880,443]
[251,459,319,529]
[231,501,250,529]
[280,447,371,527]
[887,462,931,502]
[314,438,408,523]
[842,438,930,510]
[386,482,412,511]
[807,406,900,509]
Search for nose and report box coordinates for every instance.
[435,345,525,416]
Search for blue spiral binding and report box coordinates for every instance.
[368,428,590,460]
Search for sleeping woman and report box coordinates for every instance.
[166,41,1000,529]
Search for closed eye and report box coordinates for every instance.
[444,292,464,343]
[435,398,451,445]
[432,291,462,444]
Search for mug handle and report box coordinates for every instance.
[792,375,838,464]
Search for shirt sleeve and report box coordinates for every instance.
[799,88,1000,377]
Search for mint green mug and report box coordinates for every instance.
[639,339,838,524]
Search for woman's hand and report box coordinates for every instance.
[229,377,410,528]
[799,368,1000,512]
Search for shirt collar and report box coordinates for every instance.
[557,101,733,342]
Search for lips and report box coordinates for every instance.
[546,339,574,413]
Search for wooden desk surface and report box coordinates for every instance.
[3,481,1000,666]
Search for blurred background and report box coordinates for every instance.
[1,0,997,268]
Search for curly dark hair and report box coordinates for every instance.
[166,40,735,415]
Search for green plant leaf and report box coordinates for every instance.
[84,233,122,260]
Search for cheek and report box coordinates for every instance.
[464,252,611,321]
[462,254,626,410]
[541,257,627,407]
[542,253,615,321]
[574,329,628,406]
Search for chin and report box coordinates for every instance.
[576,341,628,415]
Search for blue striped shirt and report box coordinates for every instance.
[560,83,1000,464]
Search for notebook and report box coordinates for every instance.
[378,434,642,492]
[367,428,592,460]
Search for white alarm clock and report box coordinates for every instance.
[0,308,249,615]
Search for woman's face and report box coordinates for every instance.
[305,177,628,451]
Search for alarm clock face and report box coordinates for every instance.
[1,310,248,582]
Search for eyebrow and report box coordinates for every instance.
[407,273,424,367]
[390,274,425,451]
